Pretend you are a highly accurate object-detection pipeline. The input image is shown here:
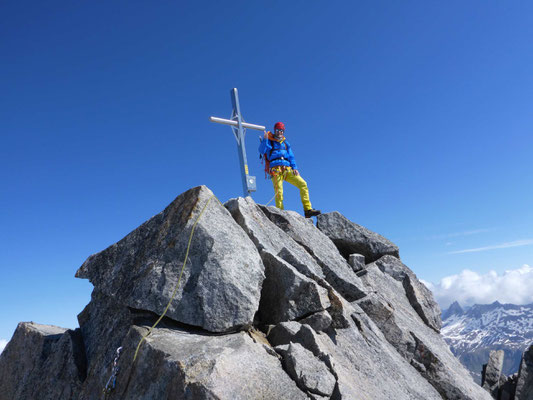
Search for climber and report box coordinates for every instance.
[259,122,321,218]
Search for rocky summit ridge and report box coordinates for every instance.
[0,186,495,399]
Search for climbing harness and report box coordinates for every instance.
[103,346,122,395]
[133,194,216,362]
[270,165,291,177]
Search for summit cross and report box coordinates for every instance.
[210,88,265,197]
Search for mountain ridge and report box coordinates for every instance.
[442,300,533,384]
[0,186,501,399]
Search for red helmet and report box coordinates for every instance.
[274,122,285,131]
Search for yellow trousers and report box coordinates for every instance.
[271,167,312,211]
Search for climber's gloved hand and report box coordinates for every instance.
[293,169,300,176]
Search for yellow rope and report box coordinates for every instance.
[133,194,215,362]
[265,194,276,207]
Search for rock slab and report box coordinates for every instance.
[482,350,504,397]
[276,342,336,396]
[357,256,489,400]
[259,205,368,301]
[317,211,400,263]
[257,250,330,324]
[0,322,85,400]
[515,345,533,400]
[115,326,310,400]
[76,186,265,333]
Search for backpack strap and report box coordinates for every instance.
[264,139,289,179]
[268,140,288,160]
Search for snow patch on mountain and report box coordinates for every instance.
[441,301,533,382]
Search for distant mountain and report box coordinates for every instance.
[442,300,465,320]
[441,300,533,383]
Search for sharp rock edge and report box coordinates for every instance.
[0,186,497,400]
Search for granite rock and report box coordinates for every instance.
[500,373,518,400]
[374,255,442,332]
[256,250,330,324]
[515,345,533,400]
[0,322,85,400]
[268,315,445,400]
[358,260,490,399]
[225,196,324,280]
[0,186,499,400]
[76,186,265,333]
[317,211,400,263]
[276,342,336,396]
[113,325,310,400]
[348,253,366,272]
[482,350,504,397]
[300,310,333,332]
[259,205,367,301]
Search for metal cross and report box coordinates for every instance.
[210,88,265,197]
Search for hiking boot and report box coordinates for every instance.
[304,209,321,218]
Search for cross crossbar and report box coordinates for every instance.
[209,117,265,131]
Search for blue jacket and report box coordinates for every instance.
[258,138,298,170]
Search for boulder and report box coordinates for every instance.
[266,321,303,347]
[374,255,442,332]
[226,197,367,302]
[0,322,86,400]
[316,211,400,263]
[75,290,135,399]
[259,205,367,301]
[500,373,518,400]
[481,350,504,397]
[267,314,444,400]
[357,261,491,400]
[276,342,336,397]
[112,325,310,400]
[256,250,330,324]
[355,293,417,359]
[322,316,444,400]
[348,253,366,272]
[225,197,324,278]
[76,186,265,333]
[515,345,533,400]
[300,310,333,332]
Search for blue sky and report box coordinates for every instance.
[1,1,532,343]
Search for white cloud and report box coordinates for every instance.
[0,339,7,354]
[448,239,533,254]
[423,264,533,309]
